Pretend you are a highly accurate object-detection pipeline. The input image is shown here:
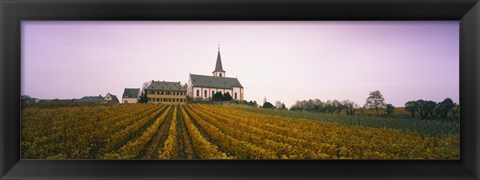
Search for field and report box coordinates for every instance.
[21,103,459,160]
[234,105,459,137]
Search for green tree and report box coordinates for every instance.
[385,104,395,116]
[405,101,418,118]
[364,90,387,115]
[425,100,437,118]
[212,92,224,101]
[248,100,258,107]
[223,92,233,101]
[263,101,274,108]
[452,103,460,119]
[438,98,455,118]
[416,100,428,118]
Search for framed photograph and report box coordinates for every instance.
[1,0,479,179]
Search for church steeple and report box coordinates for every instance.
[213,45,226,77]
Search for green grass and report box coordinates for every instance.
[232,105,459,137]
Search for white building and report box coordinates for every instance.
[187,47,244,101]
[122,88,141,103]
[104,93,119,104]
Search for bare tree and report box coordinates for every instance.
[139,81,152,103]
[275,101,283,109]
[342,100,359,115]
[364,90,386,115]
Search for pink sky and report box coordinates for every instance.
[22,21,459,107]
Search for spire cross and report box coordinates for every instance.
[218,44,220,50]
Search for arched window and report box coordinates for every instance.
[196,90,199,97]
[212,91,215,96]
[204,90,207,97]
[219,73,222,77]
[235,92,237,99]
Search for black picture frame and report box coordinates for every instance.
[1,0,479,179]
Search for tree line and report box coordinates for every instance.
[288,90,394,116]
[405,98,459,119]
[285,90,458,119]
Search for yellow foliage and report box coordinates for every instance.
[21,104,459,160]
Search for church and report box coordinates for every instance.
[187,47,244,101]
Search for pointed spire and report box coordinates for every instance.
[214,45,225,72]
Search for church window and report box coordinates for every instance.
[212,91,215,96]
[196,90,199,97]
[204,90,207,97]
[219,73,222,77]
[235,92,237,99]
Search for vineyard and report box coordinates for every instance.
[21,104,459,159]
[235,105,459,137]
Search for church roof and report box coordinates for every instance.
[189,74,243,89]
[146,81,187,91]
[213,50,225,73]
[122,88,140,98]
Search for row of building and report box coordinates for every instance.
[21,93,120,104]
[22,47,245,105]
[121,47,245,104]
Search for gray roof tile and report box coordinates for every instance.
[213,50,225,72]
[75,96,103,103]
[147,81,187,91]
[123,88,140,98]
[189,74,243,89]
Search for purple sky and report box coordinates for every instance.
[22,21,459,107]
